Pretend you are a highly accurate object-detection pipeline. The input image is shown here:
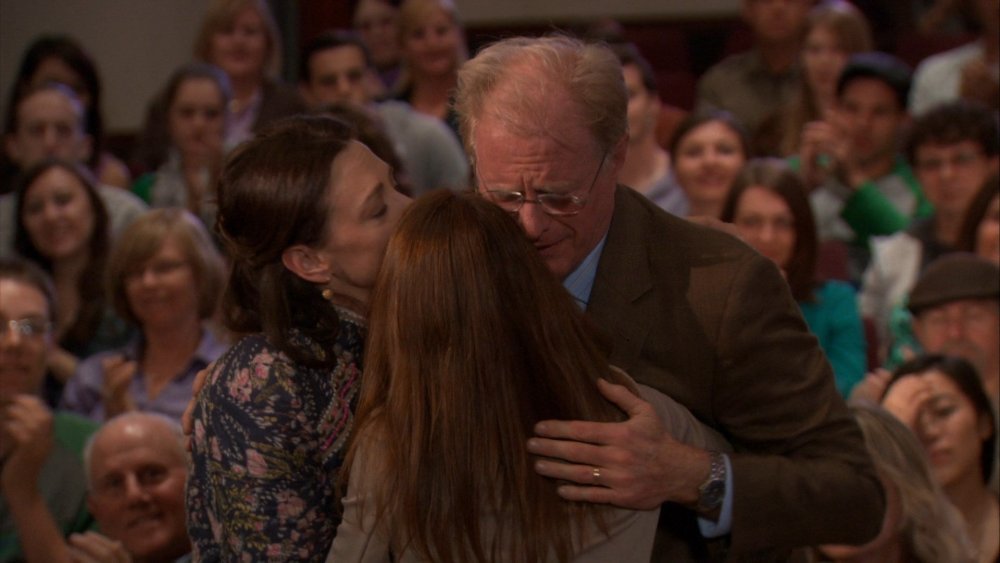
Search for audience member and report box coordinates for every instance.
[2,35,131,191]
[957,172,1000,264]
[612,43,686,216]
[352,0,403,91]
[0,258,98,563]
[131,64,231,232]
[455,35,883,559]
[133,0,305,173]
[721,158,866,397]
[71,412,191,563]
[318,101,411,193]
[14,160,134,404]
[393,0,467,138]
[696,0,812,136]
[910,0,1000,115]
[904,254,1000,402]
[186,116,410,560]
[800,52,931,280]
[758,0,873,157]
[816,403,975,563]
[61,209,227,423]
[883,355,998,562]
[861,101,999,361]
[668,109,750,219]
[329,190,729,561]
[297,30,469,195]
[0,83,148,260]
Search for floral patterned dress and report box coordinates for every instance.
[187,309,365,562]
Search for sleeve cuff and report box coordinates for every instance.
[697,453,733,538]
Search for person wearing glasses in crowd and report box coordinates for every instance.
[455,36,882,559]
[0,258,99,562]
[860,100,998,368]
[60,208,228,423]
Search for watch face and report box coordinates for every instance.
[700,480,725,511]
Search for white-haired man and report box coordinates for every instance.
[72,412,191,563]
[455,36,884,560]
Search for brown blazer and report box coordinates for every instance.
[587,187,884,561]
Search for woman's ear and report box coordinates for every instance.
[281,244,331,283]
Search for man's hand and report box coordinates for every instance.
[527,378,710,511]
[68,532,132,563]
[101,356,137,419]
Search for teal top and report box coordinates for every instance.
[799,281,867,398]
[0,412,99,562]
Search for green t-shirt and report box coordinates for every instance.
[0,412,99,562]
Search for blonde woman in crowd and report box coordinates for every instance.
[60,208,227,423]
[134,0,304,172]
[393,0,467,137]
[816,404,974,562]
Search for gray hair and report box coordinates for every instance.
[454,35,627,164]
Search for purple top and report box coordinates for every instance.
[59,326,229,423]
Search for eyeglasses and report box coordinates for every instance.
[1,317,51,339]
[125,259,189,282]
[915,150,985,173]
[919,303,998,332]
[477,152,607,217]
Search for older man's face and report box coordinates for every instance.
[87,418,190,561]
[472,104,620,281]
[5,88,90,168]
[913,299,1000,377]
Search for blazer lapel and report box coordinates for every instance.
[587,187,655,373]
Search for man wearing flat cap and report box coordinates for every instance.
[908,253,1000,404]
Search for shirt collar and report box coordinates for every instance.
[563,233,609,310]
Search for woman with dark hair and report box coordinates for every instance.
[328,191,728,562]
[186,115,410,560]
[721,158,866,397]
[133,0,304,173]
[669,109,750,219]
[883,355,999,563]
[131,63,231,231]
[3,34,131,189]
[756,0,873,157]
[14,159,131,402]
[958,173,1000,265]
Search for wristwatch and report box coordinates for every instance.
[697,451,727,513]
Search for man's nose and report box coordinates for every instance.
[41,126,61,153]
[517,202,549,241]
[123,473,151,503]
